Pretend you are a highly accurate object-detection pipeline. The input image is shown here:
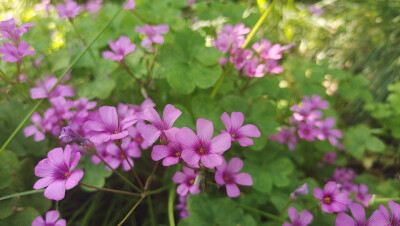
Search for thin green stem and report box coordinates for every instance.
[274,199,292,224]
[69,19,97,61]
[147,195,156,226]
[144,161,159,192]
[238,203,283,222]
[16,62,21,83]
[0,189,44,201]
[95,153,142,193]
[79,182,141,196]
[0,3,125,153]
[146,184,171,195]
[168,184,177,226]
[209,0,277,99]
[117,196,146,226]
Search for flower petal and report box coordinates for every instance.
[313,187,324,200]
[44,180,66,200]
[236,124,261,138]
[140,124,162,146]
[230,112,244,131]
[172,172,187,183]
[162,104,181,129]
[299,209,313,225]
[176,127,199,148]
[210,133,231,154]
[151,145,170,161]
[162,157,179,166]
[288,207,298,223]
[215,170,225,185]
[177,183,189,196]
[196,118,213,144]
[99,106,118,132]
[236,137,254,147]
[389,200,400,224]
[348,203,365,225]
[233,173,252,186]
[226,157,243,174]
[181,148,200,167]
[200,153,223,168]
[367,209,388,226]
[335,212,356,226]
[47,147,65,167]
[65,169,83,189]
[33,177,54,189]
[32,216,45,226]
[221,112,232,132]
[226,183,240,198]
[324,181,337,194]
[45,210,60,224]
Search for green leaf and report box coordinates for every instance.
[0,189,18,219]
[0,151,19,189]
[0,207,40,225]
[79,157,112,191]
[50,50,71,73]
[78,77,116,100]
[344,125,385,158]
[366,137,385,152]
[194,46,223,66]
[166,63,196,95]
[191,63,222,89]
[220,95,249,114]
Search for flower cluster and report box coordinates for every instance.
[269,95,342,150]
[213,23,294,78]
[0,18,36,63]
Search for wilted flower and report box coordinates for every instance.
[290,183,309,200]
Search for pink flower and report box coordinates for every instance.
[230,48,253,70]
[172,166,200,196]
[105,137,141,171]
[176,118,231,168]
[333,168,356,183]
[378,200,400,225]
[123,0,135,10]
[313,181,351,213]
[56,1,83,19]
[24,109,60,142]
[354,184,373,207]
[127,121,151,150]
[85,0,102,15]
[245,58,266,78]
[0,41,35,62]
[135,24,169,48]
[315,117,342,146]
[176,195,190,219]
[302,95,329,110]
[30,76,74,100]
[297,122,319,141]
[283,207,313,226]
[151,128,184,166]
[309,5,324,16]
[0,18,34,43]
[220,112,261,147]
[322,151,336,164]
[215,157,252,198]
[102,36,136,62]
[33,145,84,200]
[213,23,250,53]
[32,210,66,226]
[335,203,387,226]
[84,106,137,143]
[269,126,298,150]
[140,104,182,145]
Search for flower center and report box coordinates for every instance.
[231,134,236,138]
[197,148,205,155]
[64,172,70,178]
[175,151,181,157]
[114,131,119,134]
[120,154,125,160]
[189,179,195,185]
[223,176,230,183]
[136,137,142,143]
[323,196,332,204]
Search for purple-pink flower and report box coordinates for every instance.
[323,151,336,164]
[220,112,261,147]
[102,36,136,62]
[269,126,298,150]
[56,1,83,19]
[313,181,351,213]
[84,106,137,143]
[151,128,185,166]
[354,184,373,207]
[303,95,329,110]
[315,117,342,146]
[123,0,135,10]
[135,24,169,48]
[283,207,313,226]
[378,200,400,225]
[290,183,309,200]
[333,168,356,183]
[33,145,83,200]
[30,76,75,100]
[0,18,34,43]
[335,203,387,226]
[309,5,324,16]
[32,210,66,226]
[85,0,103,15]
[176,195,190,219]
[297,122,319,141]
[176,118,231,168]
[105,138,141,171]
[172,166,200,196]
[214,157,252,198]
[0,41,35,62]
[140,104,181,145]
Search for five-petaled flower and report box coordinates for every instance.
[32,210,66,226]
[33,145,84,200]
[172,166,200,196]
[176,118,231,168]
[282,207,313,226]
[135,24,169,48]
[335,203,387,226]
[102,36,136,62]
[214,157,252,198]
[56,1,83,19]
[313,181,351,213]
[220,112,261,147]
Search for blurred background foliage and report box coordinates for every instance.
[1,0,400,225]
